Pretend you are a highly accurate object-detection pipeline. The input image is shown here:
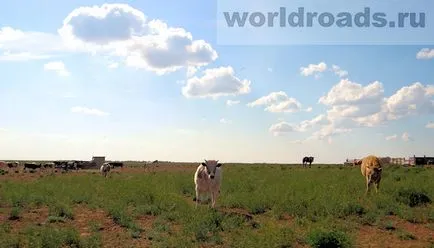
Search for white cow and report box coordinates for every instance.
[194,159,223,208]
[100,162,111,178]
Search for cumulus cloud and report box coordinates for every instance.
[401,132,413,142]
[331,64,348,78]
[426,122,434,128]
[0,51,52,61]
[58,4,148,45]
[220,118,232,124]
[182,66,251,99]
[385,134,397,141]
[269,114,329,136]
[248,91,303,113]
[70,106,109,116]
[0,27,67,61]
[300,62,327,77]
[226,100,240,106]
[43,61,70,76]
[58,4,218,75]
[313,78,434,142]
[319,79,384,106]
[307,125,352,144]
[269,122,299,136]
[416,48,434,60]
[108,62,119,69]
[384,82,434,119]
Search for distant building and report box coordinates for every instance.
[92,156,105,168]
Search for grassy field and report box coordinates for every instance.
[0,163,433,248]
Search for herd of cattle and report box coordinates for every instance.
[1,155,388,209]
[0,160,124,172]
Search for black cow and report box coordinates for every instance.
[23,162,42,170]
[302,156,314,168]
[108,162,124,169]
[42,162,54,169]
[7,162,19,168]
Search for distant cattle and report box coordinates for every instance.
[355,155,383,195]
[108,162,124,169]
[23,162,42,170]
[194,159,223,208]
[7,162,19,168]
[302,156,314,168]
[100,162,111,177]
[42,162,54,169]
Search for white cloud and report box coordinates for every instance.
[267,67,273,72]
[58,4,148,46]
[331,64,348,78]
[385,134,397,141]
[0,128,7,132]
[384,82,434,119]
[401,132,413,142]
[182,66,251,99]
[426,122,434,128]
[269,114,329,136]
[307,125,352,143]
[226,100,240,106]
[247,91,303,113]
[108,62,119,69]
[220,118,232,124]
[0,51,52,61]
[305,107,313,112]
[300,62,327,77]
[269,121,299,136]
[70,106,109,116]
[43,61,70,76]
[319,79,384,106]
[416,48,434,60]
[0,27,69,61]
[58,4,218,75]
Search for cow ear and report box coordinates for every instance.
[217,163,222,167]
[201,162,207,166]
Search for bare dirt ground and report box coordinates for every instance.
[1,163,433,247]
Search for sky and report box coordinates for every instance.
[0,0,433,163]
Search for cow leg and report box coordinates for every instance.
[210,191,215,209]
[375,180,380,193]
[365,176,370,195]
[195,187,201,208]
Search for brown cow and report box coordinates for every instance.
[355,155,383,195]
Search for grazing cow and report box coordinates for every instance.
[23,162,42,171]
[194,159,223,208]
[355,155,383,195]
[7,161,19,169]
[42,162,54,169]
[108,162,124,169]
[100,162,111,178]
[302,156,314,168]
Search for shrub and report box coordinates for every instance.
[396,189,432,207]
[306,230,353,248]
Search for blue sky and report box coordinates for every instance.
[0,1,433,163]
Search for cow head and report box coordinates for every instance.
[201,159,222,179]
[374,167,382,172]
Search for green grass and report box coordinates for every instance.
[0,164,433,247]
